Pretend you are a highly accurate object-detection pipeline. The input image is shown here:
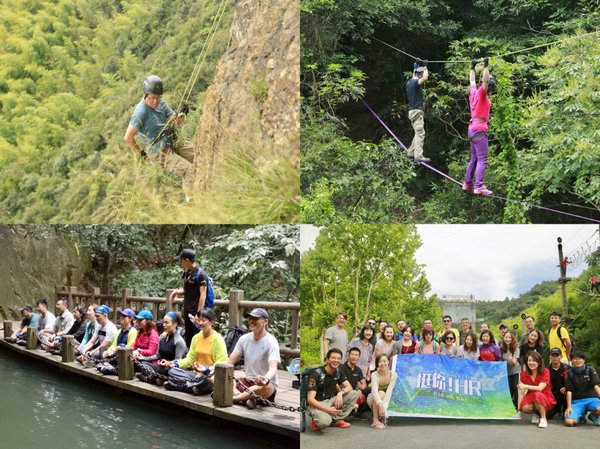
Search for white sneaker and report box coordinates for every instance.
[531,414,540,424]
[538,417,548,428]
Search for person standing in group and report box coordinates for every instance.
[456,331,480,360]
[463,57,495,196]
[519,316,545,347]
[517,351,556,428]
[417,326,440,354]
[345,324,375,376]
[501,330,521,409]
[478,330,502,361]
[437,315,459,344]
[440,330,457,357]
[323,312,349,357]
[169,248,210,348]
[519,329,544,368]
[548,311,571,363]
[393,325,417,355]
[405,60,430,163]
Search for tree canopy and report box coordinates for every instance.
[301,0,600,223]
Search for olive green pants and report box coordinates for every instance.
[307,390,359,429]
[147,141,195,194]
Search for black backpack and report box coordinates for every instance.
[300,366,321,432]
[557,325,576,355]
[225,326,249,367]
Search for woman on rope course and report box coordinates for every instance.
[463,57,496,196]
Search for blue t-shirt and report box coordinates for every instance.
[129,99,174,154]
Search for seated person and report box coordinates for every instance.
[75,304,100,356]
[6,304,39,343]
[96,308,138,375]
[39,299,75,350]
[130,310,159,360]
[547,347,568,419]
[306,348,358,431]
[161,309,227,394]
[47,304,88,355]
[135,311,187,385]
[79,305,118,366]
[228,308,281,408]
[564,350,600,427]
[34,299,56,346]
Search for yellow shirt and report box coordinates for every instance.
[548,326,570,361]
[195,331,217,366]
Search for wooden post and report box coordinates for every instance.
[91,287,100,306]
[122,288,132,312]
[229,290,243,327]
[62,335,75,362]
[290,310,299,351]
[557,237,569,317]
[3,321,14,340]
[118,348,134,381]
[213,363,234,407]
[68,286,77,310]
[26,327,37,350]
[166,289,174,311]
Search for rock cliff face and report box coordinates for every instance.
[193,0,299,186]
[0,227,82,320]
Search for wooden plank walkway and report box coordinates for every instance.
[0,334,300,439]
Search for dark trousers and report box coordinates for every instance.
[547,392,567,419]
[508,373,519,409]
[183,312,199,348]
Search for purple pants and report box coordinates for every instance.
[465,129,488,188]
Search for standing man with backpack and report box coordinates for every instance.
[406,60,430,163]
[170,249,215,348]
[548,311,571,363]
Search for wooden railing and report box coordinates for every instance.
[54,286,299,357]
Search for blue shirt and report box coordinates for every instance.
[129,99,174,154]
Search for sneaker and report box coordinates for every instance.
[16,339,27,346]
[531,414,540,424]
[414,157,431,163]
[332,420,351,428]
[462,182,473,191]
[246,398,257,409]
[587,413,600,426]
[473,186,493,196]
[538,417,548,428]
[311,419,320,431]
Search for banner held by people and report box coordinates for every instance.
[389,354,518,419]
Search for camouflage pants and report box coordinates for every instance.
[147,141,195,193]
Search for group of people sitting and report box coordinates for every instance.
[308,312,600,432]
[6,299,282,409]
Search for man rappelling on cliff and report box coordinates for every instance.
[124,75,195,201]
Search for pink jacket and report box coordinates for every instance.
[133,329,159,356]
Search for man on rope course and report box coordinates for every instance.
[123,75,195,201]
[405,60,430,163]
[463,57,495,196]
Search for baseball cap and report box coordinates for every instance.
[95,305,110,316]
[499,323,508,329]
[119,308,136,319]
[17,304,33,313]
[549,347,562,356]
[135,310,153,321]
[174,248,196,262]
[243,308,269,319]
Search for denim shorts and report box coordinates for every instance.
[567,397,600,420]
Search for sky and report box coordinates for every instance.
[300,224,600,301]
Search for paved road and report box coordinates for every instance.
[301,415,598,448]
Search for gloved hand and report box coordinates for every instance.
[178,103,190,115]
[483,57,489,68]
[470,59,477,70]
[413,61,419,69]
[140,150,147,159]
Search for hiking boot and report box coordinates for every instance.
[531,414,540,424]
[16,339,27,346]
[101,365,117,376]
[462,182,473,191]
[155,377,165,387]
[50,349,61,356]
[311,419,320,431]
[538,417,548,428]
[83,359,97,369]
[332,420,351,428]
[246,398,257,409]
[414,157,431,163]
[473,186,493,196]
[587,413,600,426]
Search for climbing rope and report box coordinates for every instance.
[373,29,600,64]
[361,99,600,224]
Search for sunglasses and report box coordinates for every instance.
[443,320,451,323]
[445,337,455,341]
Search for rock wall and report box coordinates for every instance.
[0,227,83,320]
[193,0,299,186]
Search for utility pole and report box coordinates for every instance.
[557,237,570,317]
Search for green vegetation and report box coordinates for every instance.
[300,224,441,365]
[0,0,298,223]
[301,0,600,223]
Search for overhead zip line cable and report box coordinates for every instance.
[361,99,600,224]
[372,29,600,64]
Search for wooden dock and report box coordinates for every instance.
[0,333,300,439]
